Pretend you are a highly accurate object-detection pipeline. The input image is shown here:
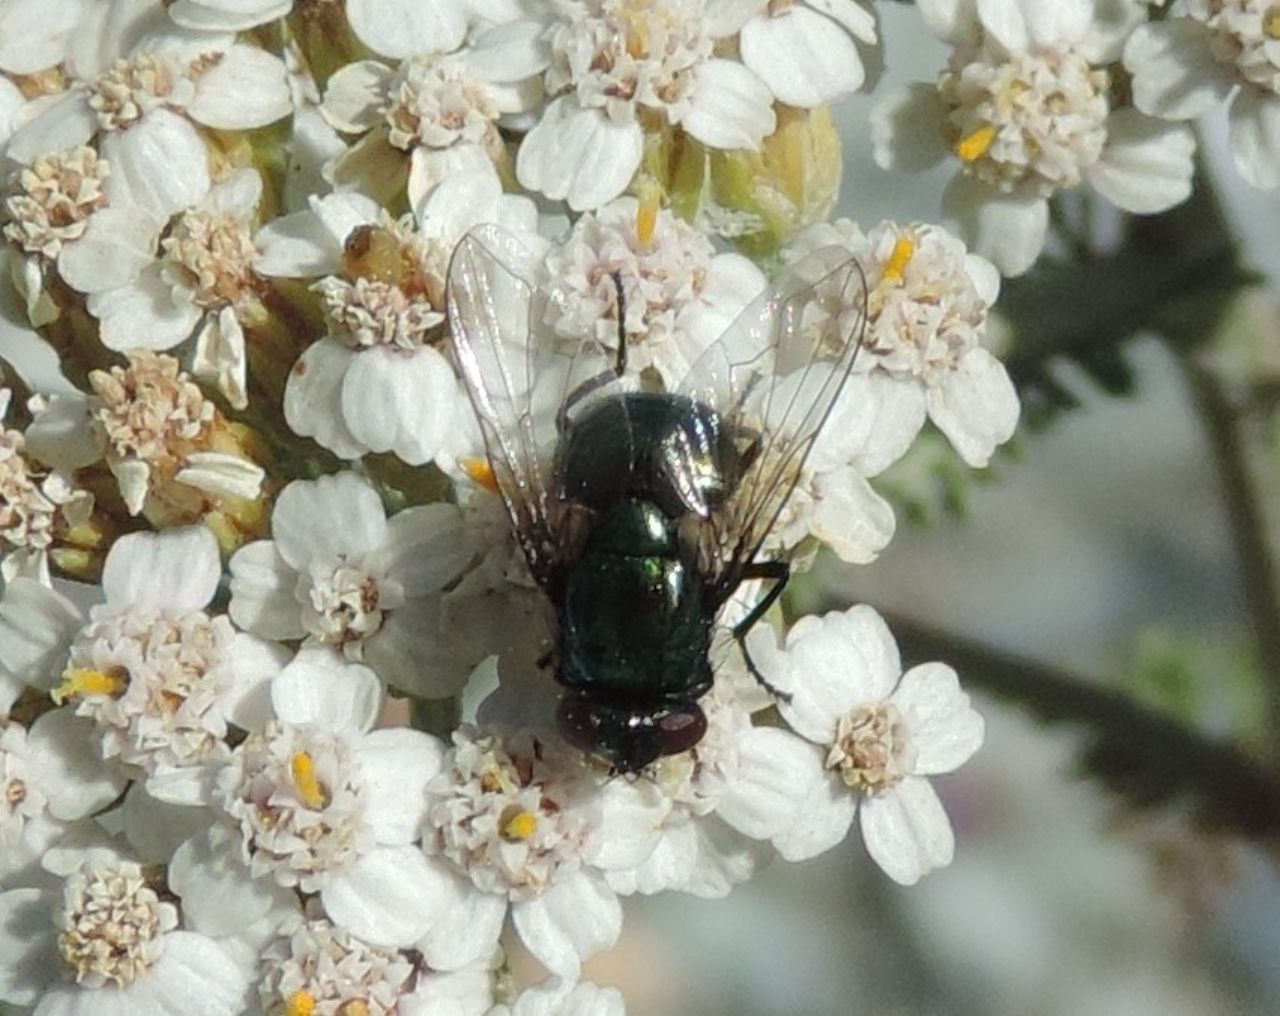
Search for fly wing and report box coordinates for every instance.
[446,224,563,588]
[679,246,868,598]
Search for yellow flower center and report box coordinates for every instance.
[460,457,500,494]
[52,667,127,704]
[502,809,539,841]
[291,752,329,810]
[955,123,998,162]
[286,991,317,1016]
[881,236,916,285]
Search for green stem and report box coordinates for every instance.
[880,611,1280,842]
[1183,357,1280,762]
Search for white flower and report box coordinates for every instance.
[87,351,265,516]
[785,218,1018,470]
[256,910,496,1016]
[2,144,112,274]
[872,0,1196,275]
[716,605,985,885]
[5,37,290,219]
[0,845,253,1014]
[66,169,270,409]
[172,652,463,951]
[0,710,126,887]
[228,472,474,694]
[38,527,285,798]
[256,170,536,466]
[1124,0,1280,188]
[539,197,766,386]
[714,0,879,107]
[0,388,94,583]
[502,0,777,209]
[322,50,533,209]
[415,726,660,977]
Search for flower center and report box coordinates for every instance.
[423,731,583,899]
[826,702,911,794]
[258,918,414,1016]
[0,427,59,552]
[940,49,1110,194]
[315,276,444,350]
[58,608,238,771]
[383,58,500,152]
[545,0,712,119]
[2,146,110,258]
[89,54,199,131]
[161,209,261,310]
[57,858,176,988]
[221,724,369,892]
[1198,0,1280,94]
[302,563,401,646]
[89,353,215,469]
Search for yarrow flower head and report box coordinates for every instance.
[1125,0,1280,188]
[716,605,985,885]
[872,0,1197,274]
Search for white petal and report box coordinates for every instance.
[893,662,985,774]
[1087,110,1195,214]
[362,606,472,699]
[112,458,152,516]
[340,345,459,466]
[582,778,668,872]
[809,466,896,566]
[321,845,451,948]
[681,58,776,150]
[414,162,502,241]
[772,771,856,861]
[347,0,467,58]
[0,0,87,74]
[169,0,293,31]
[283,339,367,460]
[169,825,292,936]
[778,605,901,739]
[55,208,161,294]
[102,525,221,611]
[143,931,251,1016]
[407,143,499,219]
[0,888,57,1005]
[22,394,100,472]
[975,0,1029,52]
[942,175,1048,277]
[917,0,980,45]
[87,267,203,352]
[740,9,864,107]
[271,471,388,569]
[270,649,383,733]
[121,783,215,863]
[254,210,344,278]
[464,19,552,83]
[4,92,95,164]
[101,109,211,219]
[511,869,621,977]
[808,0,876,42]
[925,346,1020,467]
[1123,20,1232,121]
[817,373,928,476]
[369,503,471,596]
[705,0,765,36]
[320,59,393,133]
[220,632,287,732]
[516,98,643,211]
[0,76,22,145]
[356,728,443,844]
[190,307,248,409]
[870,83,950,172]
[401,965,495,1016]
[188,45,291,129]
[0,578,82,699]
[859,775,955,885]
[415,869,508,971]
[26,709,124,820]
[176,450,264,501]
[202,166,262,218]
[228,539,306,640]
[326,128,409,207]
[715,726,823,840]
[1229,90,1280,191]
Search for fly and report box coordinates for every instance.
[446,225,866,773]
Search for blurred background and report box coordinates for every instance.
[575,7,1280,1014]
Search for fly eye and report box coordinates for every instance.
[654,706,707,756]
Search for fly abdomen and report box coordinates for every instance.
[559,498,713,697]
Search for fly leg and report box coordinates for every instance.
[732,560,792,702]
[557,271,628,433]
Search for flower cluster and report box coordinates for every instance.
[0,0,1231,1011]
